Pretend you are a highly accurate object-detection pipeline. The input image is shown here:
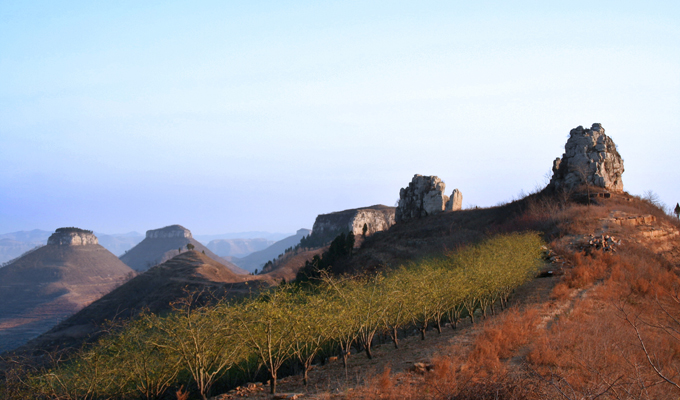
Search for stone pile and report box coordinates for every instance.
[581,234,621,253]
[409,362,436,374]
[214,382,265,399]
[549,123,624,192]
[396,175,463,223]
[543,247,567,266]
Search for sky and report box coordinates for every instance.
[1,1,679,235]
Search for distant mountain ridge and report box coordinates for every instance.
[206,238,274,257]
[0,230,143,263]
[194,231,291,243]
[231,228,311,273]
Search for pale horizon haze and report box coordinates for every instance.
[1,1,678,235]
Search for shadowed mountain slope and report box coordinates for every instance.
[0,230,134,353]
[119,224,248,275]
[20,251,273,353]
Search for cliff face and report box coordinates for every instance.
[549,123,624,192]
[47,228,98,246]
[311,205,395,244]
[145,225,192,239]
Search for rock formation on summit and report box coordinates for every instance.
[396,175,462,223]
[47,227,98,246]
[446,188,463,211]
[549,123,624,192]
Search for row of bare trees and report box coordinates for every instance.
[6,232,545,400]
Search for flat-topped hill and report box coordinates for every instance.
[0,229,134,353]
[119,224,248,274]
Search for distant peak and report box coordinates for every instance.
[146,225,192,239]
[47,227,98,246]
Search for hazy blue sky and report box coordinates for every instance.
[1,1,678,235]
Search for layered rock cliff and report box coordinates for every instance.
[549,123,624,192]
[310,205,396,245]
[145,225,192,239]
[47,228,98,246]
[396,175,462,223]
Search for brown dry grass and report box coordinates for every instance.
[346,191,680,400]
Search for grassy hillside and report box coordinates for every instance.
[2,188,679,400]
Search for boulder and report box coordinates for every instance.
[549,123,624,192]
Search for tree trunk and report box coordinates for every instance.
[303,365,309,386]
[435,319,442,334]
[342,351,349,380]
[420,325,426,340]
[391,327,399,349]
[365,344,373,359]
[270,373,277,394]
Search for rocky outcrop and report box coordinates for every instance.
[549,123,624,192]
[310,205,396,245]
[396,175,462,223]
[145,225,192,239]
[47,228,98,246]
[445,188,463,211]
